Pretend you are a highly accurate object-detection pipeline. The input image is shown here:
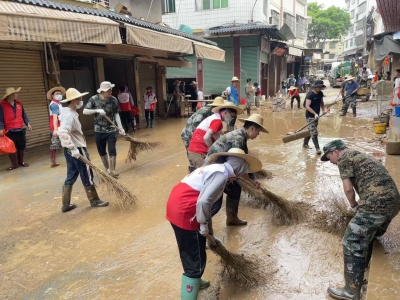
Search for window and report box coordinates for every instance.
[319,42,325,49]
[356,35,364,46]
[329,54,335,59]
[350,25,354,33]
[358,1,366,14]
[271,10,280,26]
[283,12,295,33]
[91,0,109,8]
[296,15,306,39]
[351,9,355,18]
[202,0,228,10]
[351,0,355,4]
[162,0,175,14]
[329,42,337,49]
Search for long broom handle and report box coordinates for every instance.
[294,93,342,133]
[205,234,217,247]
[102,115,121,130]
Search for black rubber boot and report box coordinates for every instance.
[61,185,77,213]
[85,185,109,207]
[303,136,312,149]
[352,106,357,117]
[226,196,247,226]
[246,107,251,116]
[327,247,365,300]
[312,137,321,154]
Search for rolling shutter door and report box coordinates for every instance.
[138,63,157,114]
[240,46,259,94]
[0,48,47,149]
[203,47,233,94]
[166,55,197,79]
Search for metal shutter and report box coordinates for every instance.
[240,46,259,93]
[138,62,157,115]
[203,47,234,95]
[166,55,197,78]
[0,48,47,149]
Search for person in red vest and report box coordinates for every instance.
[287,86,301,109]
[0,87,32,171]
[117,85,136,133]
[48,86,65,168]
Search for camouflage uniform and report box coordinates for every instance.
[85,94,119,133]
[342,96,357,115]
[181,106,213,171]
[245,83,253,110]
[338,150,400,257]
[306,117,318,138]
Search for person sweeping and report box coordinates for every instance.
[187,102,243,169]
[83,81,125,178]
[181,97,225,173]
[166,148,262,300]
[321,140,400,300]
[339,76,359,117]
[205,114,268,226]
[58,88,109,212]
[286,86,301,109]
[303,80,327,154]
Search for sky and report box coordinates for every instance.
[311,0,347,9]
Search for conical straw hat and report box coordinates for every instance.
[207,96,225,107]
[208,148,262,173]
[61,88,89,103]
[238,114,269,133]
[212,101,244,115]
[2,87,21,100]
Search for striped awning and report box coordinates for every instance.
[0,2,121,44]
[126,24,193,55]
[193,41,225,62]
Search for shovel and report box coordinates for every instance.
[282,93,341,144]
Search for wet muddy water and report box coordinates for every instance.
[1,85,400,299]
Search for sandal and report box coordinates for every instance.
[6,166,19,171]
[18,163,29,167]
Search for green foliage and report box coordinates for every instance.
[307,2,351,48]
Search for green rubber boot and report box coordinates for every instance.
[200,278,210,289]
[181,275,200,299]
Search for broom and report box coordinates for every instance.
[75,154,137,209]
[205,235,266,286]
[238,178,303,225]
[253,169,273,179]
[102,115,160,163]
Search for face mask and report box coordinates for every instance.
[224,112,232,123]
[54,95,63,101]
[76,101,83,109]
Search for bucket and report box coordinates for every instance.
[374,122,387,134]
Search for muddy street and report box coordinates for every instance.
[1,83,400,300]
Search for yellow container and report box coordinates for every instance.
[374,122,387,134]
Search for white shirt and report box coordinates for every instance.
[143,92,156,110]
[58,107,86,148]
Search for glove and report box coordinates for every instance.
[71,148,80,159]
[97,109,106,115]
[314,114,319,120]
[199,223,209,236]
[351,204,359,213]
[119,128,125,136]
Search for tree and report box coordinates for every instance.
[307,2,351,49]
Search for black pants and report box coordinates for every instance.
[119,111,133,132]
[211,180,242,216]
[95,132,117,157]
[171,223,206,278]
[64,147,94,187]
[6,129,26,150]
[291,96,301,108]
[191,102,197,112]
[145,110,154,120]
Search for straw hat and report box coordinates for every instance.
[231,76,240,82]
[289,74,294,78]
[190,81,197,86]
[173,80,181,85]
[212,101,244,115]
[97,81,115,93]
[47,86,66,100]
[238,114,269,133]
[288,86,297,91]
[208,148,262,173]
[345,76,356,81]
[207,96,225,107]
[61,88,89,103]
[2,87,21,100]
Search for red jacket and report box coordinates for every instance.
[0,99,24,129]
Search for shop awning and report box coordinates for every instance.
[126,24,193,55]
[193,42,225,61]
[289,46,303,56]
[0,2,121,44]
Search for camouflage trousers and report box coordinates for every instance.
[50,134,61,150]
[245,95,252,109]
[306,117,319,138]
[342,207,400,257]
[342,96,357,113]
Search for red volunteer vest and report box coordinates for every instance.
[0,99,24,129]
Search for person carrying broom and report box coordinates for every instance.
[181,96,225,173]
[57,88,109,213]
[321,140,400,300]
[83,81,125,178]
[204,114,268,226]
[166,148,262,300]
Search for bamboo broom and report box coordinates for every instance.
[76,154,137,209]
[205,235,266,286]
[102,115,160,163]
[238,179,303,225]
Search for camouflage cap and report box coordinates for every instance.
[321,139,347,161]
